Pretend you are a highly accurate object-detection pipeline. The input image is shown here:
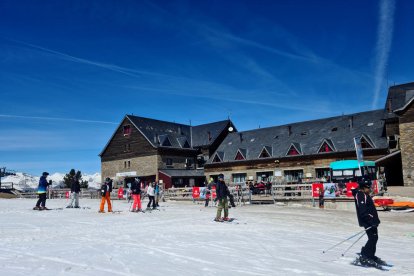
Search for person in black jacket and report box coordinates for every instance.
[352,179,383,266]
[99,178,113,213]
[214,174,230,221]
[130,178,142,212]
[67,177,81,208]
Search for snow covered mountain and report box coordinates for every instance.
[1,172,102,190]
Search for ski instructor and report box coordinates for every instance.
[352,177,384,267]
[214,174,230,222]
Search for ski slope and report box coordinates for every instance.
[0,199,413,275]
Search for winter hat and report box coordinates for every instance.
[218,174,224,179]
[359,182,370,189]
[42,172,49,176]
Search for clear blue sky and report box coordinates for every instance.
[1,0,413,176]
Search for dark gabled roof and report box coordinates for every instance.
[385,82,414,114]
[207,109,387,163]
[191,120,234,147]
[126,115,234,149]
[176,136,191,148]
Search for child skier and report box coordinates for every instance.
[146,182,156,209]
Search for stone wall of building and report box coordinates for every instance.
[101,155,159,182]
[399,122,414,186]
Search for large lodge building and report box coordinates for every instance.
[100,82,414,188]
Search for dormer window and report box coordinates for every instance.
[235,151,245,160]
[286,143,302,156]
[360,135,374,149]
[317,139,335,153]
[123,125,131,136]
[212,151,224,163]
[259,146,272,158]
[288,147,299,156]
[234,149,246,161]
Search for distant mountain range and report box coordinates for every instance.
[1,172,102,190]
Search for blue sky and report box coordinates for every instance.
[0,0,413,176]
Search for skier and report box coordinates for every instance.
[99,178,113,213]
[130,178,142,212]
[146,182,156,209]
[33,172,51,210]
[214,174,230,222]
[154,182,160,207]
[67,176,81,208]
[205,179,214,207]
[352,178,385,267]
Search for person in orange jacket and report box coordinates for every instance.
[99,178,113,213]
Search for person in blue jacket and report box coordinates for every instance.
[33,172,50,210]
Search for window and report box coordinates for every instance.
[128,161,131,168]
[123,125,131,136]
[124,161,127,168]
[128,144,131,151]
[162,137,172,147]
[315,168,330,179]
[284,170,304,182]
[232,173,246,183]
[185,158,193,168]
[166,158,173,166]
[318,142,333,153]
[259,147,271,158]
[287,146,299,156]
[360,136,373,149]
[235,151,245,160]
[256,171,273,182]
[212,155,221,163]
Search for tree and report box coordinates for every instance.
[63,169,88,189]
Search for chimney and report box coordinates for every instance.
[239,133,243,142]
[288,126,292,137]
[387,99,392,113]
[178,126,182,134]
[154,134,158,144]
[208,131,212,141]
[349,116,354,129]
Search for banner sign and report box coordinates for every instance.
[323,183,337,198]
[312,183,324,198]
[118,187,124,199]
[353,137,364,164]
[192,187,200,199]
[346,182,359,197]
[199,187,206,199]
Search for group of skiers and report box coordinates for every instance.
[33,171,384,267]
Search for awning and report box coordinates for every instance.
[375,150,401,164]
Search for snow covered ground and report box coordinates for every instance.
[0,199,413,276]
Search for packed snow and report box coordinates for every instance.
[0,198,413,276]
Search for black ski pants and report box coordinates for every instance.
[147,195,156,208]
[361,227,378,259]
[36,193,47,207]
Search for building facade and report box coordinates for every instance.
[100,115,235,188]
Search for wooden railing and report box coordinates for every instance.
[271,183,313,201]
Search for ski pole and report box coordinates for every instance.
[341,231,366,256]
[322,226,373,254]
